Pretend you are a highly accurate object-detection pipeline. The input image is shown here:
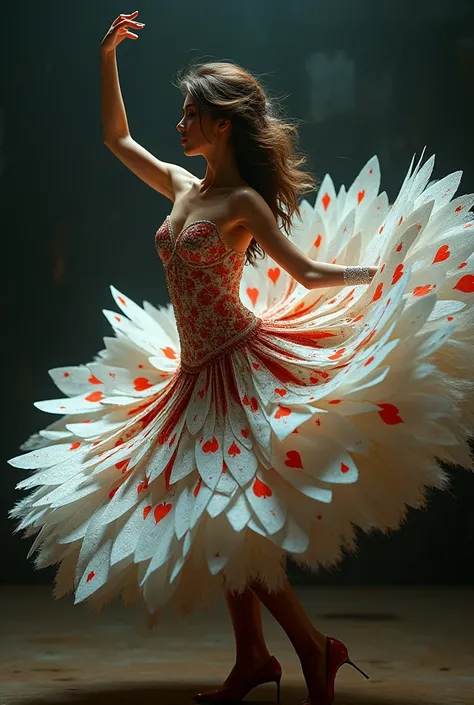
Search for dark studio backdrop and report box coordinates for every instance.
[2,0,474,591]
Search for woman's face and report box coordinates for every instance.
[176,92,230,157]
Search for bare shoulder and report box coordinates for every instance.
[228,185,316,288]
[230,185,267,211]
[229,186,277,231]
[228,185,273,226]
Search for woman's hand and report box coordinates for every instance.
[101,10,145,53]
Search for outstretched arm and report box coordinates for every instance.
[101,11,193,202]
[232,188,377,289]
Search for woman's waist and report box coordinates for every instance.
[177,312,262,371]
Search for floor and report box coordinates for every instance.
[0,585,472,704]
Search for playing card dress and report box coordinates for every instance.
[8,154,474,631]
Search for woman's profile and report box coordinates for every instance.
[8,10,474,705]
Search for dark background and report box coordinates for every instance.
[2,0,474,587]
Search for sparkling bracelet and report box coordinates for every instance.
[343,266,372,285]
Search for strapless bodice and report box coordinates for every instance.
[155,216,261,372]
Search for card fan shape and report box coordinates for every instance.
[8,153,474,630]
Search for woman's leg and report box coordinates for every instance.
[250,573,328,697]
[222,586,272,686]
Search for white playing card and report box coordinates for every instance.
[222,412,258,487]
[225,492,252,532]
[185,366,212,436]
[244,468,287,535]
[134,495,176,563]
[205,513,245,575]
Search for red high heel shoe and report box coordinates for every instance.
[302,636,369,705]
[193,655,282,703]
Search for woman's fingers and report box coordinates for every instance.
[119,29,139,39]
[115,18,145,30]
[112,10,139,27]
[102,11,143,50]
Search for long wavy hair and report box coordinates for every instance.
[174,60,318,266]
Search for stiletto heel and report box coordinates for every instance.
[193,655,282,703]
[302,636,370,705]
[345,656,370,680]
[275,674,281,702]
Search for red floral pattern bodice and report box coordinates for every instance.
[155,216,261,372]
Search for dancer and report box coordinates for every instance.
[9,11,474,705]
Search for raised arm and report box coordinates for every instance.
[101,11,193,201]
[231,188,377,289]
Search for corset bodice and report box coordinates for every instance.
[155,215,261,372]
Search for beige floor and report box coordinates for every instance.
[0,585,472,704]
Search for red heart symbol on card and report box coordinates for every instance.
[275,406,291,419]
[268,267,281,284]
[115,458,130,472]
[253,478,272,498]
[249,397,258,412]
[378,403,404,425]
[453,274,474,293]
[413,284,435,297]
[202,437,219,453]
[274,388,287,397]
[392,264,404,285]
[162,346,177,359]
[433,244,450,263]
[246,287,259,306]
[85,391,103,402]
[285,450,303,469]
[371,282,384,302]
[134,377,152,391]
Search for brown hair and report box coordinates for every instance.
[174,60,318,266]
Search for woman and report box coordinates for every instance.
[9,10,474,705]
